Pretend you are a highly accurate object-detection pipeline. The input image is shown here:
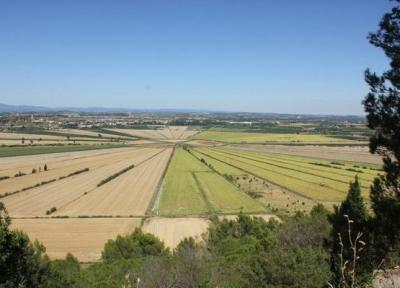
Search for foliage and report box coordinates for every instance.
[328,177,369,286]
[363,0,400,268]
[102,228,168,262]
[0,202,52,288]
[47,254,82,288]
[97,164,135,187]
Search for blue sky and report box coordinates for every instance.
[0,1,393,115]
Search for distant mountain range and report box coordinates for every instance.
[0,103,202,114]
[0,103,365,120]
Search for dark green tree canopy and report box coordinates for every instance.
[364,0,400,268]
[102,228,168,262]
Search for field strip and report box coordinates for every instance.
[188,148,265,208]
[2,148,163,217]
[11,215,145,219]
[0,147,151,196]
[193,148,317,201]
[142,217,210,249]
[219,147,378,181]
[212,148,372,189]
[156,129,169,139]
[11,218,142,262]
[54,148,173,217]
[154,148,210,216]
[156,147,266,216]
[202,148,345,193]
[54,148,170,214]
[0,144,132,158]
[191,172,214,213]
[148,147,175,215]
[0,168,90,200]
[166,127,174,139]
[177,128,186,139]
[0,146,135,174]
[225,144,381,164]
[205,148,346,194]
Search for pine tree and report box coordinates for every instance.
[364,0,400,267]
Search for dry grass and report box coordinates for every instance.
[56,148,173,216]
[11,218,141,262]
[2,148,164,217]
[111,126,197,141]
[142,217,210,248]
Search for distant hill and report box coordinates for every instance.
[0,103,202,114]
[0,103,53,113]
[0,102,365,121]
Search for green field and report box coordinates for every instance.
[0,144,129,157]
[192,130,364,144]
[154,148,265,216]
[194,147,381,203]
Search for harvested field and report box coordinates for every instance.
[142,217,210,249]
[192,131,365,144]
[0,132,69,141]
[0,132,111,143]
[57,148,173,216]
[227,144,382,165]
[59,129,132,139]
[2,148,164,217]
[0,146,134,176]
[0,147,145,195]
[111,126,197,141]
[0,143,130,158]
[0,139,115,146]
[11,218,141,262]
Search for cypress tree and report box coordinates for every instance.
[328,176,369,285]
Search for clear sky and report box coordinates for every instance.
[0,0,393,115]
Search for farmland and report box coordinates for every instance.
[0,122,383,261]
[56,148,172,216]
[11,218,142,262]
[226,143,382,164]
[2,147,170,217]
[142,217,210,248]
[0,143,130,158]
[111,126,198,142]
[192,130,366,144]
[192,147,381,209]
[153,147,266,216]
